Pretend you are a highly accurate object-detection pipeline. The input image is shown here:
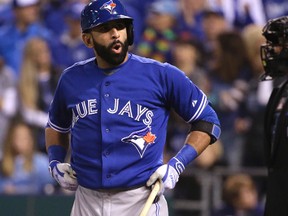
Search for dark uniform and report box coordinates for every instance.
[260,16,288,215]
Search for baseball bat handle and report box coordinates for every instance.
[139,180,161,216]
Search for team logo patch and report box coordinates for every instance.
[121,126,156,158]
[100,0,116,14]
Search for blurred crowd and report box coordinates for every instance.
[0,0,287,214]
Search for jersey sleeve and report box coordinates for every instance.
[47,74,72,133]
[163,63,220,126]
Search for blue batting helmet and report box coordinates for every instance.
[81,0,134,45]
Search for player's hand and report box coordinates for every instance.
[146,164,179,191]
[147,144,198,194]
[146,157,184,194]
[49,160,78,191]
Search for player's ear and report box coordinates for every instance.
[82,33,93,48]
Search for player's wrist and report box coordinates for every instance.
[48,160,60,178]
[49,160,60,169]
[169,144,198,174]
[47,145,67,163]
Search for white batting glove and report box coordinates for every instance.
[147,144,199,194]
[49,160,78,191]
[146,158,184,193]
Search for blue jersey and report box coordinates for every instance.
[47,53,220,190]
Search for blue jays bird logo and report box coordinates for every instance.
[121,126,156,158]
[100,0,116,14]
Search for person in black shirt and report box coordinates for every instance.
[260,16,288,215]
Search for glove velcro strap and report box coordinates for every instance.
[47,145,67,163]
[173,144,198,169]
[48,160,60,178]
[168,158,185,175]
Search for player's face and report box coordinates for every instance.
[92,37,129,67]
[88,20,129,68]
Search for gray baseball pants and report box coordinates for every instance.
[70,185,169,216]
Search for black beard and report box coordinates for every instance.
[93,39,129,66]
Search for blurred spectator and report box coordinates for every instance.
[207,0,266,30]
[208,31,252,168]
[175,0,208,40]
[232,0,266,30]
[50,2,94,71]
[172,33,207,82]
[201,9,230,71]
[0,0,53,79]
[134,0,180,63]
[0,56,17,160]
[0,119,54,194]
[212,173,264,216]
[0,0,13,28]
[121,0,155,47]
[18,37,60,152]
[262,0,288,20]
[240,24,271,167]
[41,0,68,35]
[76,0,94,4]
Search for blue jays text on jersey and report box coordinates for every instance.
[47,53,220,190]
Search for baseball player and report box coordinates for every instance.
[45,0,221,215]
[260,16,288,215]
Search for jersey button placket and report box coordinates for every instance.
[101,79,113,185]
[104,81,110,98]
[103,81,111,133]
